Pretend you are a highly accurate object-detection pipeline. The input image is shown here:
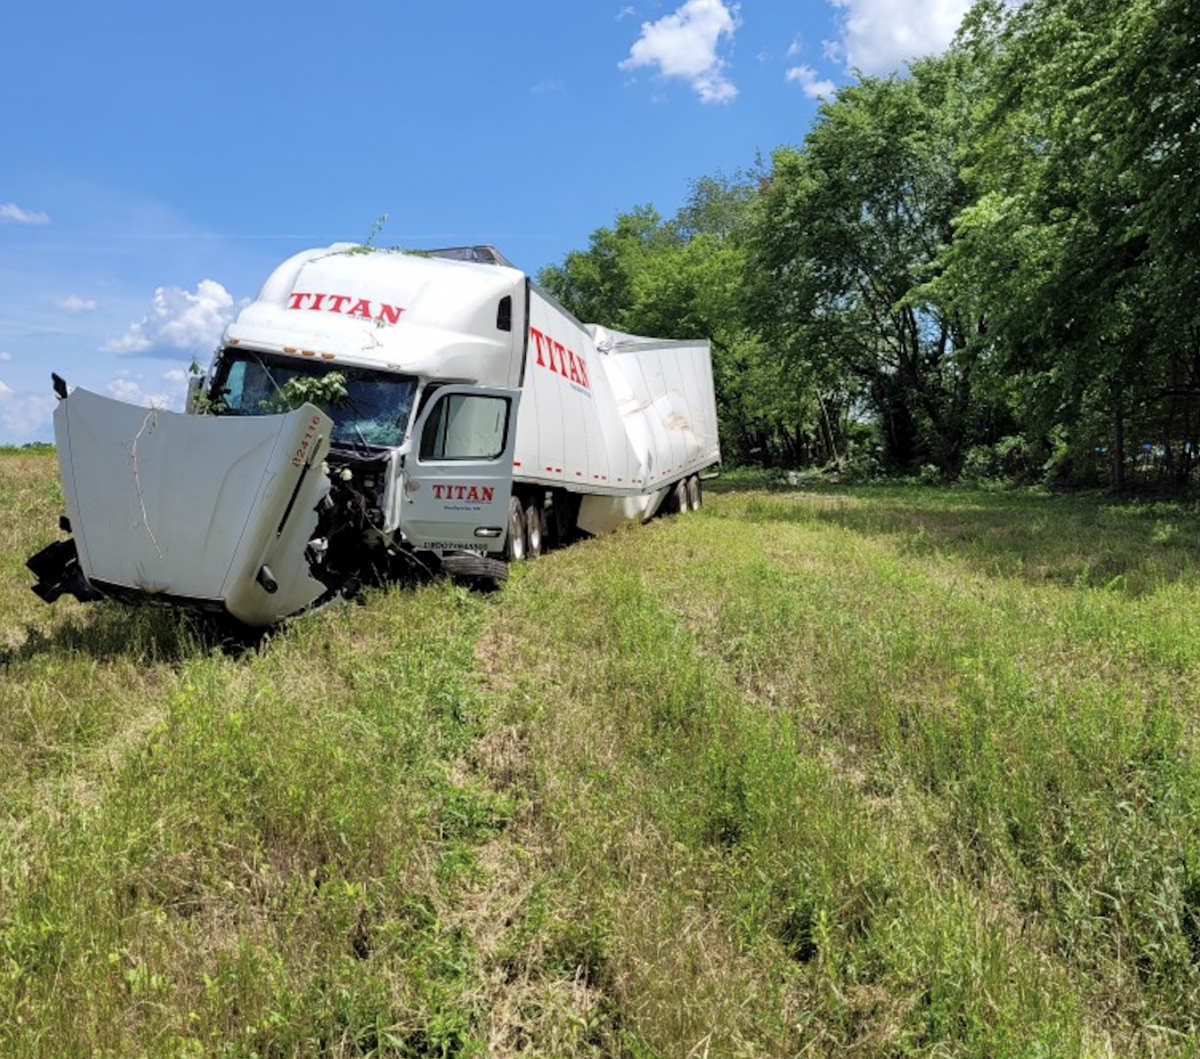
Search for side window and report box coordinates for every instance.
[419,393,511,461]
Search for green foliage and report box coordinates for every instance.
[538,175,819,466]
[257,371,350,414]
[928,0,1200,491]
[533,0,1197,491]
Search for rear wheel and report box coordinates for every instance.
[504,496,526,562]
[687,474,702,510]
[524,500,545,558]
[673,479,690,514]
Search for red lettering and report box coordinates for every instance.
[292,416,322,467]
[430,482,497,503]
[288,292,406,325]
[528,326,592,390]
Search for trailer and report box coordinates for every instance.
[27,244,720,628]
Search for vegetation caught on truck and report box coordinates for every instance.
[27,244,720,628]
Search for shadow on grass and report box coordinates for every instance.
[719,479,1200,595]
[0,601,263,669]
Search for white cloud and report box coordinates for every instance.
[106,371,185,413]
[829,0,973,75]
[1,203,50,225]
[0,384,56,439]
[619,0,741,104]
[57,295,99,315]
[103,279,235,358]
[786,64,837,99]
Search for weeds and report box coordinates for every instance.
[3,452,1200,1055]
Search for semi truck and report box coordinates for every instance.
[27,244,720,629]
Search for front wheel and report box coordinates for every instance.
[504,496,526,562]
[687,474,702,510]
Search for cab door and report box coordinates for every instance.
[399,386,520,553]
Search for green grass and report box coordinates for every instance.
[3,451,1200,1056]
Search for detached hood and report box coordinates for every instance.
[55,389,333,627]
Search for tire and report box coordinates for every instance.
[687,474,702,510]
[673,479,690,514]
[551,491,579,544]
[441,552,509,586]
[504,496,526,562]
[524,500,545,558]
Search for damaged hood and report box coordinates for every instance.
[55,389,333,627]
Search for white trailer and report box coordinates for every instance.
[28,244,720,628]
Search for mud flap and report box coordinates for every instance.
[26,538,105,604]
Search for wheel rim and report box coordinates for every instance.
[675,480,690,513]
[525,503,543,558]
[507,499,525,561]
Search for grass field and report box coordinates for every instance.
[2,449,1199,1057]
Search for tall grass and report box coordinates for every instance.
[3,450,1200,1056]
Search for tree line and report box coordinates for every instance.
[539,0,1198,491]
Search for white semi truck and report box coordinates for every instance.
[27,244,720,628]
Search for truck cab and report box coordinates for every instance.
[28,243,719,629]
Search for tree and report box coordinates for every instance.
[934,0,1200,489]
[751,57,996,474]
[538,175,818,466]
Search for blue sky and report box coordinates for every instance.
[0,0,971,445]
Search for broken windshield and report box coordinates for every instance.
[210,350,418,450]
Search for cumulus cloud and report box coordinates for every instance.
[0,383,57,439]
[619,0,741,104]
[106,370,186,413]
[829,0,973,75]
[786,64,837,99]
[57,295,99,315]
[1,202,50,225]
[103,279,235,358]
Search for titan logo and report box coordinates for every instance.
[529,325,591,390]
[432,484,496,502]
[287,292,406,325]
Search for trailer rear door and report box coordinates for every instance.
[400,386,520,553]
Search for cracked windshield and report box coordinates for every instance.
[213,351,418,450]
